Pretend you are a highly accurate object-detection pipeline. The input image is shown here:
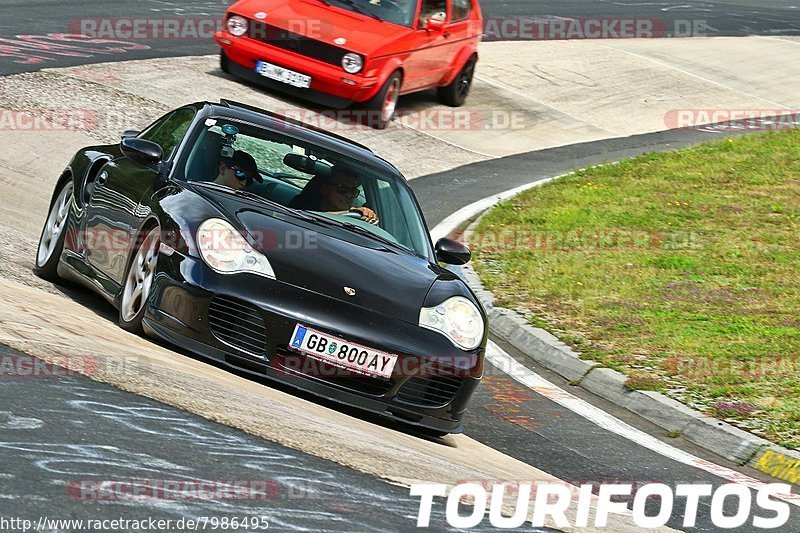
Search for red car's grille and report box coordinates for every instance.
[248,21,349,67]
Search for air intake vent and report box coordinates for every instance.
[208,296,268,357]
[396,367,464,408]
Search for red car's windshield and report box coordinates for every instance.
[326,0,418,27]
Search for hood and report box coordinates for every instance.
[191,184,440,324]
[231,0,413,55]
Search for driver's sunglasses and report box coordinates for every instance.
[333,183,361,198]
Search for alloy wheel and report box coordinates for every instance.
[120,227,160,323]
[36,183,73,267]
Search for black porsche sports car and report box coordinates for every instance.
[34,100,486,434]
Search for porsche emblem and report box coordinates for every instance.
[344,287,356,296]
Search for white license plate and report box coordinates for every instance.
[256,60,311,88]
[289,324,398,379]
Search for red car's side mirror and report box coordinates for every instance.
[425,14,446,32]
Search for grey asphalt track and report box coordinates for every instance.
[1,0,800,74]
[1,342,560,533]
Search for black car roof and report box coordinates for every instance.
[198,99,404,180]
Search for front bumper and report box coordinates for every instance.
[143,253,484,434]
[216,32,381,108]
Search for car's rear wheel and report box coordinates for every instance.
[438,56,476,107]
[119,225,160,333]
[34,179,73,281]
[363,71,402,129]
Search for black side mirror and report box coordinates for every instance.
[121,130,141,140]
[121,138,163,165]
[435,237,471,265]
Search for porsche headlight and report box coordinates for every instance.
[197,218,275,278]
[419,296,484,351]
[342,53,363,74]
[226,15,249,37]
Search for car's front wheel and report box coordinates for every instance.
[34,179,74,281]
[119,225,160,333]
[220,51,230,74]
[438,56,476,107]
[363,71,402,129]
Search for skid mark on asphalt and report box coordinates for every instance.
[485,341,800,506]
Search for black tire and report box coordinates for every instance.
[362,71,402,129]
[33,179,74,282]
[118,225,161,334]
[220,50,230,74]
[437,56,476,107]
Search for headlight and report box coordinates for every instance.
[226,15,249,37]
[197,218,275,278]
[419,296,484,351]
[341,53,363,74]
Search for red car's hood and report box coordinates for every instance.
[231,0,412,55]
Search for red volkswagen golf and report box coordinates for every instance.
[215,0,482,128]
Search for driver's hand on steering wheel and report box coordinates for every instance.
[349,206,379,225]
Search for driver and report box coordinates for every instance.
[318,165,379,225]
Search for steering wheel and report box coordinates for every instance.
[344,210,365,219]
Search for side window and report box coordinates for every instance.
[450,0,471,21]
[419,0,446,27]
[139,107,196,160]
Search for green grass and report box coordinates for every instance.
[472,131,800,449]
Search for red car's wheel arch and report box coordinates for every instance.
[439,46,479,88]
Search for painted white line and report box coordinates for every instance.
[485,341,800,506]
[587,42,792,110]
[430,175,561,242]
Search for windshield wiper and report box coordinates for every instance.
[305,212,409,252]
[332,0,383,21]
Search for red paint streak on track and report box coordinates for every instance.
[0,34,148,65]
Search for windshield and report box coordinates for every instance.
[328,0,418,27]
[177,117,433,259]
